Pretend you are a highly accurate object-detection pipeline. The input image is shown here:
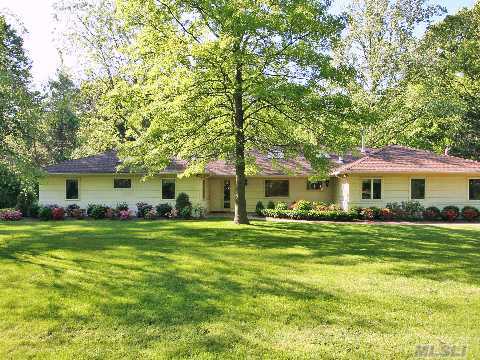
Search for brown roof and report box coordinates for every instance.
[45,145,479,176]
[43,149,362,176]
[333,145,480,174]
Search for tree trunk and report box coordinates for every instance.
[233,62,249,225]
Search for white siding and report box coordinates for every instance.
[345,173,480,209]
[39,174,207,211]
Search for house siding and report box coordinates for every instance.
[39,174,207,211]
[346,173,480,209]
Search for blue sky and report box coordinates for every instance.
[1,0,476,87]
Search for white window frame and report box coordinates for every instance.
[468,178,480,201]
[360,178,382,200]
[161,178,176,200]
[65,178,80,201]
[409,177,426,200]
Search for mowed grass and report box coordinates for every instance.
[0,220,479,359]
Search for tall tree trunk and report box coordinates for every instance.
[233,62,249,225]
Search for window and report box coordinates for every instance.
[66,179,78,200]
[114,179,131,189]
[162,179,175,199]
[411,179,425,200]
[265,180,289,197]
[307,180,322,190]
[469,179,480,200]
[361,179,381,200]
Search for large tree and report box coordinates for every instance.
[376,3,480,158]
[335,0,445,140]
[111,0,355,223]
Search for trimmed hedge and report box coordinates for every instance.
[262,209,359,221]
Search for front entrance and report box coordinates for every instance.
[208,177,234,212]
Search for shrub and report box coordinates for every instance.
[176,193,191,212]
[360,207,375,220]
[423,206,441,221]
[275,202,288,210]
[0,208,22,221]
[89,204,108,219]
[401,201,424,216]
[294,200,313,211]
[255,201,264,216]
[266,201,275,209]
[156,203,173,218]
[116,202,129,212]
[262,209,359,221]
[39,206,53,221]
[66,204,80,217]
[379,208,394,221]
[15,190,36,217]
[441,206,460,222]
[52,207,65,220]
[144,209,157,220]
[192,204,206,219]
[179,206,192,218]
[118,210,130,220]
[105,207,115,219]
[386,202,402,212]
[136,202,153,218]
[168,207,179,218]
[461,206,479,221]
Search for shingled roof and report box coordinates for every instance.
[43,149,362,176]
[44,145,480,176]
[333,145,480,175]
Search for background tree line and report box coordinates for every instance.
[1,0,479,222]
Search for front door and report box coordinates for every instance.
[223,180,231,210]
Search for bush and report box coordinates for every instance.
[360,207,376,220]
[0,208,22,221]
[29,202,40,218]
[379,208,394,221]
[275,202,288,210]
[136,202,153,218]
[15,190,37,217]
[255,201,264,216]
[52,207,65,220]
[88,204,108,219]
[144,209,157,220]
[116,202,129,212]
[461,206,479,221]
[266,201,275,209]
[105,207,115,219]
[179,206,192,218]
[401,201,424,216]
[423,206,441,221]
[168,207,179,218]
[156,203,173,218]
[66,204,80,217]
[192,204,206,219]
[118,210,131,220]
[441,206,460,222]
[294,200,313,211]
[39,206,53,221]
[176,193,191,212]
[262,209,359,221]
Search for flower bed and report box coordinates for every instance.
[262,209,359,221]
[0,208,22,221]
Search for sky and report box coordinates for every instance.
[0,0,477,88]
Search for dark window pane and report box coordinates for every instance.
[114,179,131,189]
[224,180,230,208]
[265,180,289,197]
[373,179,382,199]
[411,179,425,199]
[66,179,78,200]
[307,180,322,190]
[202,180,206,200]
[362,179,371,199]
[469,179,480,200]
[162,179,175,199]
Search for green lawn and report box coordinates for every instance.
[0,220,479,359]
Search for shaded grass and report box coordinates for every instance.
[0,219,479,359]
